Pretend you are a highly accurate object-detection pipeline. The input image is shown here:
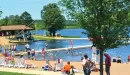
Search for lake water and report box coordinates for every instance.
[1,29,130,62]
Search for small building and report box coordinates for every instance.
[0,25,33,36]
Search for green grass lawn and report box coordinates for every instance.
[33,35,54,40]
[33,35,80,40]
[61,36,80,38]
[0,71,35,75]
[34,25,81,30]
[65,25,81,29]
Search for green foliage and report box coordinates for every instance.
[41,3,66,36]
[34,20,80,29]
[59,0,130,50]
[34,20,45,30]
[7,15,21,25]
[65,25,80,29]
[66,20,79,26]
[0,11,33,28]
[21,11,34,28]
[59,0,130,75]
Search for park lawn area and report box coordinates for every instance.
[34,25,81,30]
[33,35,80,40]
[65,25,81,29]
[33,35,55,40]
[0,71,35,75]
[62,36,80,38]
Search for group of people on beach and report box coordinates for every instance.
[1,43,130,75]
[41,52,111,75]
[2,45,17,65]
[42,59,77,75]
[112,55,130,63]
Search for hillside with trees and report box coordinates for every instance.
[0,11,34,28]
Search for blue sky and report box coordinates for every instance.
[0,0,59,20]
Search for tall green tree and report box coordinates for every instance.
[0,10,2,17]
[41,3,66,36]
[7,15,15,25]
[59,0,130,75]
[14,15,22,24]
[7,15,22,25]
[20,11,34,28]
[0,16,8,25]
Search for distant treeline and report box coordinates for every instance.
[34,19,81,29]
[0,11,34,28]
[0,12,80,30]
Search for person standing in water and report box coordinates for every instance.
[41,48,46,60]
[31,49,35,60]
[45,42,48,49]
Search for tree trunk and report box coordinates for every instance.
[49,32,52,36]
[52,31,56,37]
[100,49,104,75]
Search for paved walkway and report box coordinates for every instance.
[0,67,84,75]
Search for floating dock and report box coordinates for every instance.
[54,38,89,40]
[14,45,92,55]
[15,41,130,55]
[37,45,92,52]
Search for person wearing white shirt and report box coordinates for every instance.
[82,55,93,75]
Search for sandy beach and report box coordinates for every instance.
[0,37,13,46]
[0,59,127,75]
[27,60,130,75]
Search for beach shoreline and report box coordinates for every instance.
[0,58,130,75]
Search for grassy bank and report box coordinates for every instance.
[65,25,81,29]
[0,71,35,75]
[33,35,80,40]
[35,25,81,30]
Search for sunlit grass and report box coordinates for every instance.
[0,71,35,75]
